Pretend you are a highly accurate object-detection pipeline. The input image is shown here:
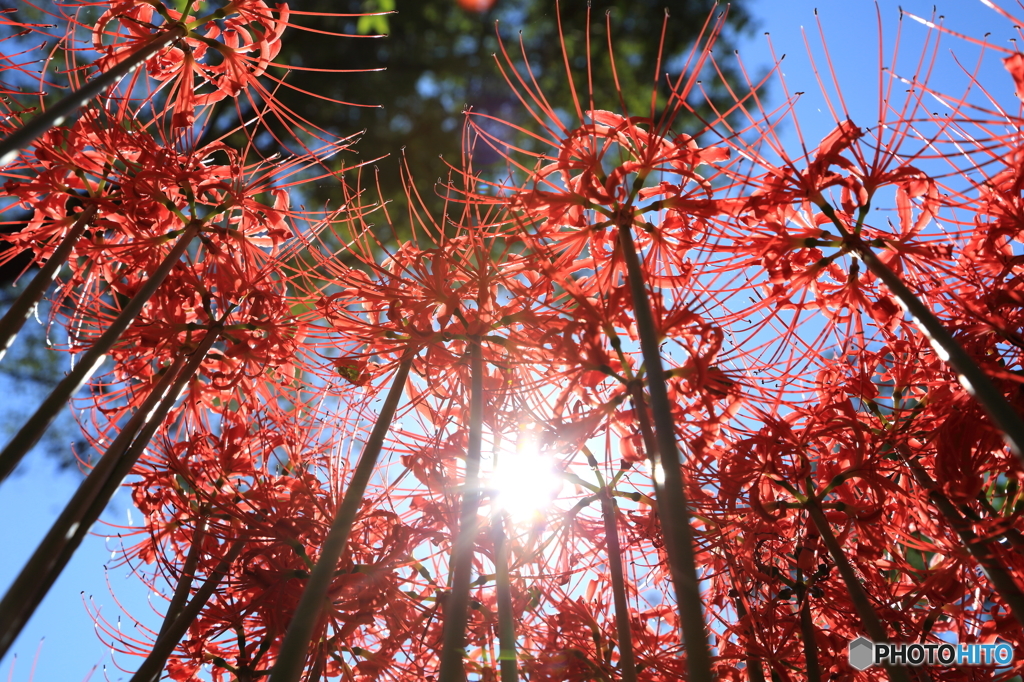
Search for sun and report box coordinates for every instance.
[488,429,562,520]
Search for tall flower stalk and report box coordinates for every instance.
[268,354,414,682]
[437,340,485,682]
[599,476,637,682]
[0,323,220,658]
[0,203,96,362]
[615,214,714,681]
[491,514,518,682]
[0,219,201,483]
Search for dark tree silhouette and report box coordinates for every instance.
[219,0,756,230]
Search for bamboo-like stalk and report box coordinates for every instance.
[492,514,518,682]
[820,205,1024,459]
[0,219,202,484]
[616,218,713,681]
[600,488,638,682]
[0,25,188,167]
[268,354,414,682]
[796,588,822,682]
[900,454,1024,628]
[438,340,484,682]
[157,516,209,640]
[130,539,246,682]
[0,326,219,659]
[973,494,1024,553]
[0,204,97,363]
[629,380,662,501]
[805,502,911,682]
[727,582,767,682]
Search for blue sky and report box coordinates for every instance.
[0,0,1020,680]
[742,0,1017,156]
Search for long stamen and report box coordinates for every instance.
[0,25,188,167]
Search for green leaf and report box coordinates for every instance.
[357,0,394,35]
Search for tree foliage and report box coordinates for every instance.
[241,0,755,224]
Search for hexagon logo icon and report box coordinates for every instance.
[849,637,875,671]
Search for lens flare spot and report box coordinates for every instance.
[491,432,561,520]
[457,0,496,12]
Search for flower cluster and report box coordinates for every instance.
[1,2,1024,682]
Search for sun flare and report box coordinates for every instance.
[489,433,562,520]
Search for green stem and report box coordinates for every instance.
[628,380,662,503]
[0,204,97,363]
[130,539,246,682]
[0,25,188,167]
[859,240,1024,457]
[601,489,638,682]
[616,217,713,682]
[438,340,484,682]
[804,502,910,682]
[822,203,1024,459]
[797,591,822,682]
[268,354,414,682]
[728,584,766,682]
[0,326,219,659]
[901,454,1024,628]
[492,514,518,682]
[157,516,209,640]
[0,220,201,485]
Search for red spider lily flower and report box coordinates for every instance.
[0,0,383,167]
[4,105,347,265]
[310,163,554,392]
[89,1,289,128]
[87,1,381,138]
[100,395,433,677]
[502,109,731,283]
[5,106,345,378]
